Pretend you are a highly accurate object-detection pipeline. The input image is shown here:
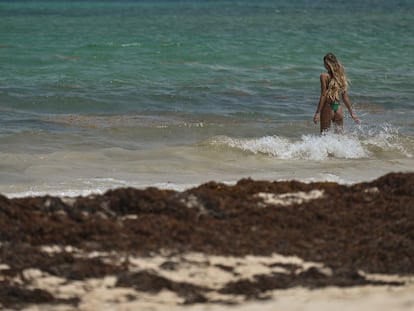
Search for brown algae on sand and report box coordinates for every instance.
[0,173,413,309]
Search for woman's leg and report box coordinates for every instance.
[333,106,344,133]
[320,103,334,134]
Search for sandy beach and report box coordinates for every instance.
[0,172,413,310]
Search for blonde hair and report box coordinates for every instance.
[324,53,348,102]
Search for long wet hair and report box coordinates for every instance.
[324,53,348,102]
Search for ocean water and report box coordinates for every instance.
[0,0,413,197]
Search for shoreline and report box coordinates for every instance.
[0,172,413,310]
[3,162,414,200]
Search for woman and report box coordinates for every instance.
[313,53,359,133]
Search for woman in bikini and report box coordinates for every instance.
[313,53,359,133]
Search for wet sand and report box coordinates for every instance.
[0,172,413,310]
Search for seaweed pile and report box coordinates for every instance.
[0,173,413,309]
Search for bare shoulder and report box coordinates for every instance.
[319,73,329,87]
[320,73,329,81]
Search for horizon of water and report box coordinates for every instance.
[0,0,413,197]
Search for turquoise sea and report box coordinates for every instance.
[0,0,413,197]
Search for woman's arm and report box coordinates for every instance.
[341,91,360,123]
[314,74,327,124]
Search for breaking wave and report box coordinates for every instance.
[209,124,412,161]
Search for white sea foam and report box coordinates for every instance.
[211,133,369,160]
[210,123,413,161]
[5,178,200,199]
[4,178,128,199]
[358,123,413,158]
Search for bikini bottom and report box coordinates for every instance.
[330,102,340,113]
